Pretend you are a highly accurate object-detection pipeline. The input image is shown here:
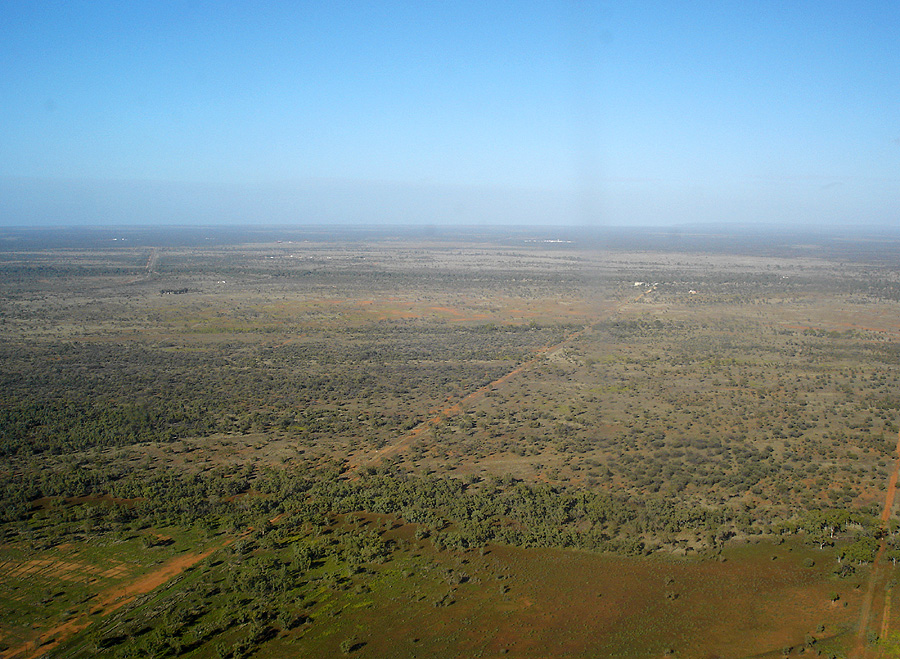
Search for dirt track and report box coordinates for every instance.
[366,327,585,465]
[9,546,219,659]
[852,428,900,658]
[359,286,655,468]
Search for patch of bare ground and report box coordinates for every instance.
[852,429,900,659]
[6,545,221,659]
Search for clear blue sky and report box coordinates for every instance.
[1,1,898,227]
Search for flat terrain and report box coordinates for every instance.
[2,225,900,657]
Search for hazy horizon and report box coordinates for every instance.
[3,2,899,228]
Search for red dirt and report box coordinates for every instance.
[852,428,900,659]
[9,545,221,659]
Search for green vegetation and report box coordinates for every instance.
[2,227,900,657]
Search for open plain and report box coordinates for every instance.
[2,225,900,658]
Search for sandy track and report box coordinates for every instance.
[357,286,655,468]
[9,545,219,659]
[852,428,900,658]
[366,327,586,465]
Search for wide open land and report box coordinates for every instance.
[2,225,900,658]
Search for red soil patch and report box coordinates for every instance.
[9,545,221,659]
[2,557,123,582]
[851,429,900,659]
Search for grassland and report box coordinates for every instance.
[2,225,900,658]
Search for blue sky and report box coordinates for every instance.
[1,1,898,227]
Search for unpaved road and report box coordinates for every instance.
[852,428,900,658]
[359,286,656,468]
[9,545,219,659]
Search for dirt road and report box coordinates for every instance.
[367,327,585,465]
[359,286,656,468]
[10,545,219,659]
[852,428,900,658]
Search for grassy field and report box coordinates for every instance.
[6,514,865,659]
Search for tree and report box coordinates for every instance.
[842,536,877,565]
